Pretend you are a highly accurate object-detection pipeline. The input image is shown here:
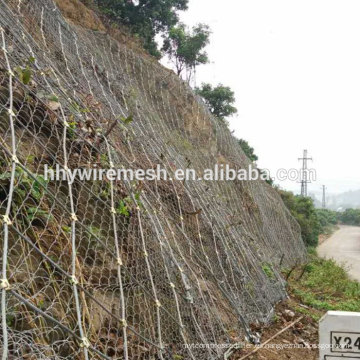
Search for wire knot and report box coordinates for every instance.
[80,337,90,348]
[69,275,78,285]
[0,279,10,290]
[2,215,12,225]
[12,155,19,164]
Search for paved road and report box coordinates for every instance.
[317,225,360,282]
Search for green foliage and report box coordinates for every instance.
[100,154,109,167]
[280,192,339,246]
[263,174,274,186]
[47,94,59,102]
[289,254,360,312]
[294,305,321,321]
[238,139,258,162]
[316,208,338,234]
[279,190,320,247]
[116,191,143,216]
[262,263,275,280]
[96,0,188,58]
[69,101,89,114]
[162,23,210,79]
[0,166,52,227]
[88,226,103,240]
[195,83,237,121]
[26,207,52,223]
[0,168,48,204]
[6,313,16,327]
[120,114,133,124]
[134,190,143,209]
[15,66,32,85]
[272,313,280,323]
[117,197,131,217]
[236,138,273,186]
[62,225,71,233]
[67,120,77,139]
[14,56,35,85]
[338,208,360,226]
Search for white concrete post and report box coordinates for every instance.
[319,311,360,360]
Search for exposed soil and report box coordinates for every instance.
[231,296,322,360]
[54,0,105,31]
[318,225,339,245]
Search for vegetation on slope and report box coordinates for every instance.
[279,191,321,247]
[237,139,258,162]
[163,24,210,81]
[55,0,106,31]
[233,249,360,360]
[195,83,237,121]
[278,191,339,247]
[95,0,188,58]
[288,250,360,318]
[316,208,338,235]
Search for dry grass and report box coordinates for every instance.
[54,0,105,31]
[55,0,159,61]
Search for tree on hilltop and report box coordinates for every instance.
[195,83,237,121]
[96,0,188,58]
[162,23,210,82]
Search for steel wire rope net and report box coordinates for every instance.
[0,0,306,359]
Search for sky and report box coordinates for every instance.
[177,0,360,196]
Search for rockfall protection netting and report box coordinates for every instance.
[0,0,307,359]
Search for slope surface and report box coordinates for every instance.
[0,0,306,359]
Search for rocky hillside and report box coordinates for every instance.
[0,0,306,359]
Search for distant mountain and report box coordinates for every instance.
[326,189,360,210]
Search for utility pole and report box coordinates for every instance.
[298,149,312,197]
[322,185,326,209]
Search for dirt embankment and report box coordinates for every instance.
[232,297,319,360]
[54,0,105,31]
[236,225,360,360]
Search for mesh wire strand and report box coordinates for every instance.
[0,0,306,359]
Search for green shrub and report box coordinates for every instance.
[279,190,320,247]
[338,208,360,226]
[289,255,360,312]
[316,208,338,234]
[262,263,275,280]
